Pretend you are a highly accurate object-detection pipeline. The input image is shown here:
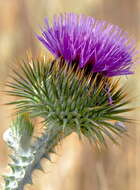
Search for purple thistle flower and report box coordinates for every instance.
[37,13,136,77]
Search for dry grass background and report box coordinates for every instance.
[0,0,140,190]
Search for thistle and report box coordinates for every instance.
[2,13,137,190]
[37,13,136,76]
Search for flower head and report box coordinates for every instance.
[37,13,136,77]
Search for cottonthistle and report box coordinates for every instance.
[2,13,137,190]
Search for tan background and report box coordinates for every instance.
[0,0,140,190]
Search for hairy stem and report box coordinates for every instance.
[3,127,70,190]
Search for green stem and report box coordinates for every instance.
[3,127,70,190]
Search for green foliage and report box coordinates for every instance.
[10,113,34,150]
[3,114,64,190]
[6,58,133,147]
[3,114,34,189]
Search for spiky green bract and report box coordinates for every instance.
[6,58,132,147]
[3,114,66,190]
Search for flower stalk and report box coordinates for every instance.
[3,114,71,190]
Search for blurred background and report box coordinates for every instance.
[0,0,140,189]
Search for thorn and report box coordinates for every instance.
[43,153,51,161]
[27,178,33,185]
[8,154,17,163]
[49,149,56,154]
[35,163,44,172]
[3,175,15,181]
[8,163,14,170]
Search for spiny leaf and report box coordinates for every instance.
[10,113,34,150]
